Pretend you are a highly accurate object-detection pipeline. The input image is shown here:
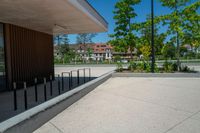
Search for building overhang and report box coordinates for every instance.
[0,0,108,35]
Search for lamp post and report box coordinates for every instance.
[151,0,155,73]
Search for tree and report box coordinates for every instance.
[76,33,96,63]
[137,16,166,56]
[109,0,141,59]
[159,0,190,70]
[182,1,200,56]
[76,33,97,48]
[161,43,176,60]
[54,34,70,64]
[54,34,69,45]
[58,44,70,64]
[140,45,151,61]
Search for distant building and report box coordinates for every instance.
[66,43,137,62]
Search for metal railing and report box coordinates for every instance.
[11,68,92,111]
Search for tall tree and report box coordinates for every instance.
[182,1,200,55]
[76,33,97,49]
[137,16,166,57]
[159,0,190,70]
[54,34,69,45]
[109,0,141,59]
[55,34,70,64]
[76,33,96,63]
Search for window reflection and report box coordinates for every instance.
[0,23,6,90]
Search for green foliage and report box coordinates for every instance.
[161,43,176,59]
[128,61,137,71]
[116,62,123,72]
[135,61,151,72]
[180,46,188,57]
[54,34,69,45]
[109,0,141,58]
[140,45,151,61]
[63,49,76,63]
[76,33,97,44]
[87,48,93,58]
[180,65,191,72]
[114,55,121,62]
[136,16,166,56]
[163,61,178,72]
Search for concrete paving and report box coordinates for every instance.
[34,77,200,133]
[55,66,116,77]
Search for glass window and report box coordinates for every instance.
[0,23,6,90]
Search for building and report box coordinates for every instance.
[69,43,112,62]
[68,43,138,62]
[92,43,113,61]
[0,0,107,91]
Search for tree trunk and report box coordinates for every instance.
[177,32,180,71]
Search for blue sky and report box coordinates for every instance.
[68,0,198,44]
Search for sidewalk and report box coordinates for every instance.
[34,77,200,133]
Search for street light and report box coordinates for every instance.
[151,0,155,73]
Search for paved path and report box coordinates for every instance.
[34,77,200,133]
[55,66,116,77]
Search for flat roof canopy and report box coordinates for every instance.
[0,0,108,34]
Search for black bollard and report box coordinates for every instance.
[69,73,71,90]
[77,70,80,85]
[24,82,28,110]
[50,75,53,96]
[83,69,86,83]
[61,74,64,91]
[58,75,61,95]
[13,82,17,110]
[70,71,73,88]
[44,78,47,101]
[34,78,38,102]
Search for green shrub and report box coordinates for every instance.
[145,62,151,72]
[116,62,123,72]
[136,62,145,71]
[163,61,174,72]
[180,65,191,72]
[128,61,137,71]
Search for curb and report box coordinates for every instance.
[112,72,200,78]
[0,71,114,133]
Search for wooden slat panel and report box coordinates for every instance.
[5,24,54,89]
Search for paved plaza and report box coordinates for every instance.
[34,77,200,133]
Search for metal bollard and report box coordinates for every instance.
[89,68,91,80]
[83,69,86,83]
[61,74,64,91]
[44,78,47,101]
[70,71,73,88]
[77,70,80,85]
[34,78,38,102]
[50,75,53,96]
[58,75,61,95]
[24,82,28,110]
[69,73,71,90]
[13,82,17,110]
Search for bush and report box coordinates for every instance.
[136,62,145,72]
[116,62,123,72]
[180,65,191,72]
[163,61,175,72]
[164,61,179,72]
[128,61,137,71]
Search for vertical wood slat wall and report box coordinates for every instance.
[5,24,54,89]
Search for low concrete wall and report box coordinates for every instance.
[112,72,200,78]
[0,71,113,133]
